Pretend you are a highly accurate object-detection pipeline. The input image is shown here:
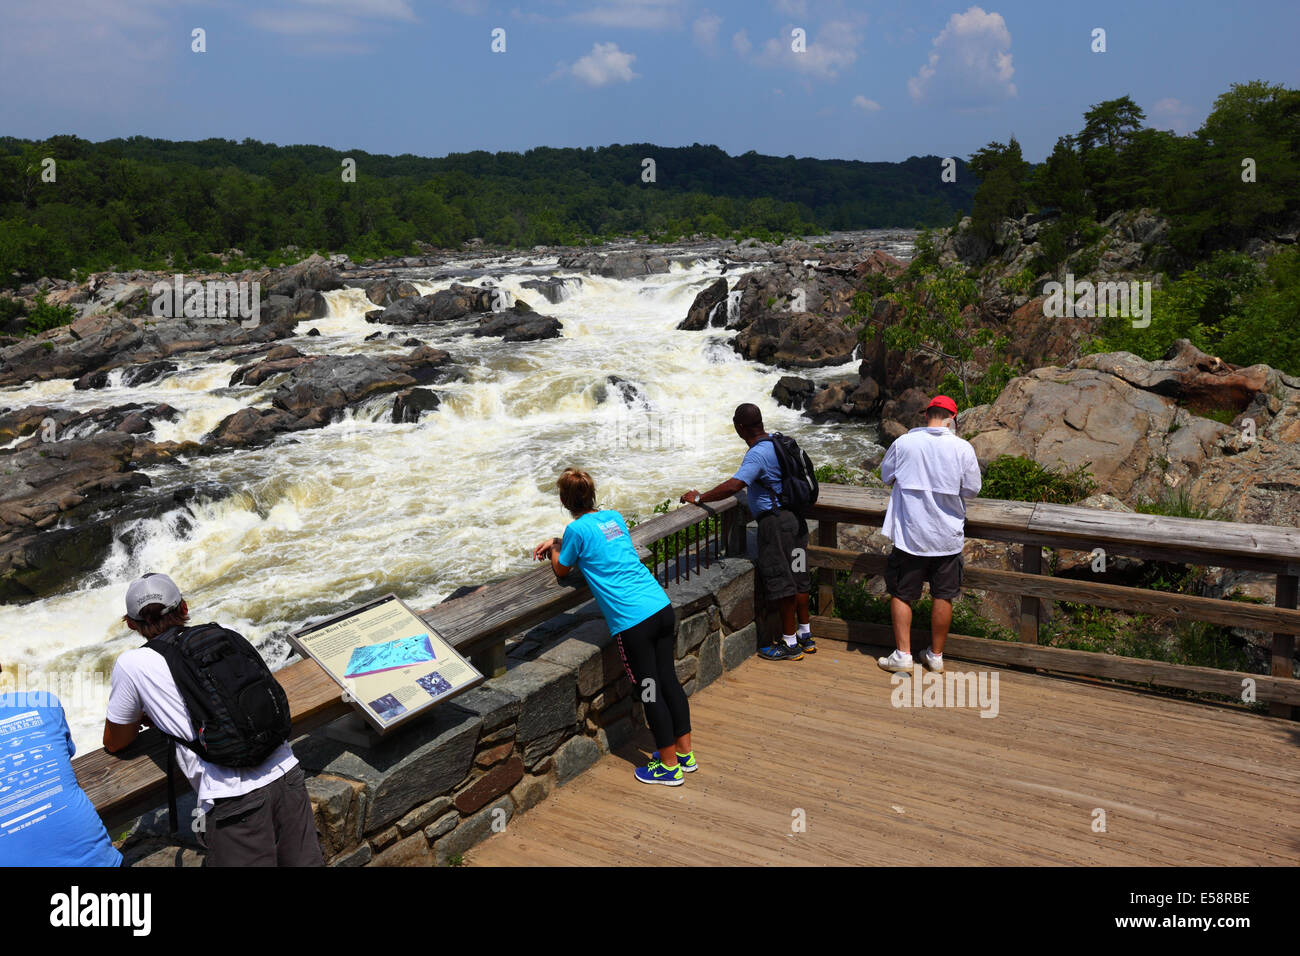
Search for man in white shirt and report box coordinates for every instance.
[103,573,322,866]
[876,396,982,674]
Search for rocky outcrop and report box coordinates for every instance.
[207,348,455,449]
[557,251,670,279]
[731,311,858,368]
[771,376,815,411]
[365,278,421,306]
[520,276,582,304]
[473,305,562,342]
[0,431,205,601]
[677,278,729,331]
[0,310,298,388]
[959,340,1300,529]
[365,284,498,325]
[391,388,441,423]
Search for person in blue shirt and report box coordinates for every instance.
[533,468,696,786]
[0,663,123,866]
[679,402,812,661]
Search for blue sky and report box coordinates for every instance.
[2,0,1297,163]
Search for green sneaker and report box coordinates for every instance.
[652,750,698,773]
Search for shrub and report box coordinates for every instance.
[980,455,1097,503]
[23,292,77,336]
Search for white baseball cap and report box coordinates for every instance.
[125,573,183,620]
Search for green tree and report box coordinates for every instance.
[848,265,999,406]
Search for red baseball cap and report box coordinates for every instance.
[927,395,959,416]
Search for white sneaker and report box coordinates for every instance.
[876,649,914,673]
[922,648,944,672]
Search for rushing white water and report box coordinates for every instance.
[0,248,903,752]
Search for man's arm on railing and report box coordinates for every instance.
[681,477,745,506]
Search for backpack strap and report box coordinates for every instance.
[147,625,206,760]
[754,436,786,510]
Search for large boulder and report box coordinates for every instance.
[731,311,858,368]
[365,284,497,325]
[677,278,729,331]
[473,307,561,342]
[520,276,582,304]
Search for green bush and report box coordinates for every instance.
[1133,488,1229,521]
[980,455,1097,504]
[22,292,76,336]
[939,360,1020,411]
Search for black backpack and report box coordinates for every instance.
[150,623,292,768]
[759,433,820,517]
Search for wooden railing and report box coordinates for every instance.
[75,495,743,828]
[805,485,1300,719]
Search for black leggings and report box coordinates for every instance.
[616,603,691,750]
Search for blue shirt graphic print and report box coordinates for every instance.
[0,693,122,867]
[557,510,670,636]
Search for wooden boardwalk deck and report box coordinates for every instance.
[467,641,1300,866]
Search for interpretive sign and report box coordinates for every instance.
[290,593,483,733]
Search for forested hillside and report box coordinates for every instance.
[0,138,973,284]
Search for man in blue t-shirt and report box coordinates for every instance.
[679,402,812,661]
[0,665,122,866]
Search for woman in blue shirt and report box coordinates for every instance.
[533,468,695,786]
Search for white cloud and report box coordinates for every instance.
[570,1,684,30]
[907,6,1016,108]
[0,0,172,117]
[565,41,640,87]
[693,13,722,53]
[248,0,418,52]
[732,29,752,56]
[1151,96,1194,133]
[752,19,863,80]
[852,94,882,112]
[294,0,416,19]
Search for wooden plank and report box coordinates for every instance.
[806,545,1300,634]
[816,520,837,617]
[810,615,1300,706]
[1029,502,1300,567]
[808,484,1300,575]
[1272,573,1298,719]
[1020,543,1041,645]
[468,647,1300,867]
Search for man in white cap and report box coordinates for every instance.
[103,573,322,866]
[876,395,982,674]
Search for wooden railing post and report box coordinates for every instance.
[1271,573,1298,718]
[817,520,837,617]
[471,641,507,679]
[1019,544,1041,644]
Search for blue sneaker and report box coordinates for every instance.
[635,759,684,786]
[758,641,803,661]
[652,750,698,773]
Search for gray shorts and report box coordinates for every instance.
[203,765,324,867]
[755,509,811,601]
[885,547,964,603]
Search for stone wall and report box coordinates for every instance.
[121,556,756,867]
